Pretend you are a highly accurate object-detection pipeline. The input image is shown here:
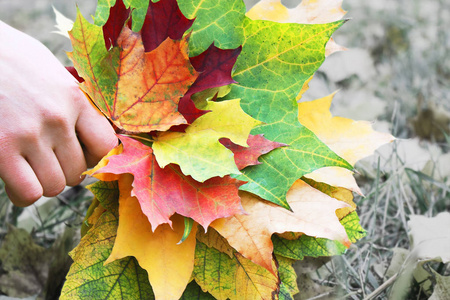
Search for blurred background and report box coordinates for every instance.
[0,0,449,299]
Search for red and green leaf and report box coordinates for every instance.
[93,135,245,229]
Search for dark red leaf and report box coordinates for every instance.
[178,46,242,124]
[66,66,84,83]
[141,0,194,52]
[103,0,131,50]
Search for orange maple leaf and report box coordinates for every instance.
[211,180,350,274]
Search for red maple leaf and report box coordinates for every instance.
[103,0,131,50]
[221,134,287,170]
[93,135,246,230]
[178,45,242,124]
[142,0,194,52]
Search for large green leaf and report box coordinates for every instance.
[193,242,280,300]
[60,209,154,299]
[177,0,246,56]
[223,18,351,209]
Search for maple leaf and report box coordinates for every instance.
[141,0,194,52]
[220,134,287,170]
[211,181,350,274]
[299,93,395,194]
[223,17,352,209]
[193,241,280,300]
[178,0,246,56]
[247,0,347,57]
[94,0,149,32]
[273,211,365,260]
[102,0,130,50]
[92,135,245,229]
[179,45,242,124]
[153,99,261,182]
[247,0,346,24]
[60,208,154,299]
[105,174,197,300]
[68,12,198,132]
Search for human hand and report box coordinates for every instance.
[0,21,118,206]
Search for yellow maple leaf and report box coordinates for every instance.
[298,92,395,194]
[247,0,347,56]
[105,174,197,300]
[211,180,350,274]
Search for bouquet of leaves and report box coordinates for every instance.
[60,0,394,299]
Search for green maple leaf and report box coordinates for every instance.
[60,209,155,299]
[177,0,246,56]
[277,255,299,297]
[193,242,280,300]
[222,17,352,209]
[153,99,261,182]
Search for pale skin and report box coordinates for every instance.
[0,21,117,207]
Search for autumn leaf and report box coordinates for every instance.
[179,45,242,124]
[180,281,215,299]
[224,17,352,209]
[105,174,197,300]
[141,0,194,52]
[153,99,261,182]
[272,211,365,260]
[302,177,356,219]
[193,241,280,300]
[94,0,149,32]
[102,0,130,50]
[299,93,395,194]
[68,12,198,132]
[276,255,299,297]
[60,209,155,299]
[211,181,350,274]
[220,134,287,170]
[92,135,245,229]
[178,0,246,56]
[247,0,346,24]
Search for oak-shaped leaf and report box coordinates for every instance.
[91,135,245,230]
[105,174,197,300]
[211,181,350,274]
[68,12,198,132]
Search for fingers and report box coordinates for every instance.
[0,156,43,207]
[53,132,87,186]
[76,101,118,168]
[25,147,66,198]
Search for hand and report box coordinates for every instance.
[0,21,118,206]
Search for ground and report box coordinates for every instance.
[0,0,449,299]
